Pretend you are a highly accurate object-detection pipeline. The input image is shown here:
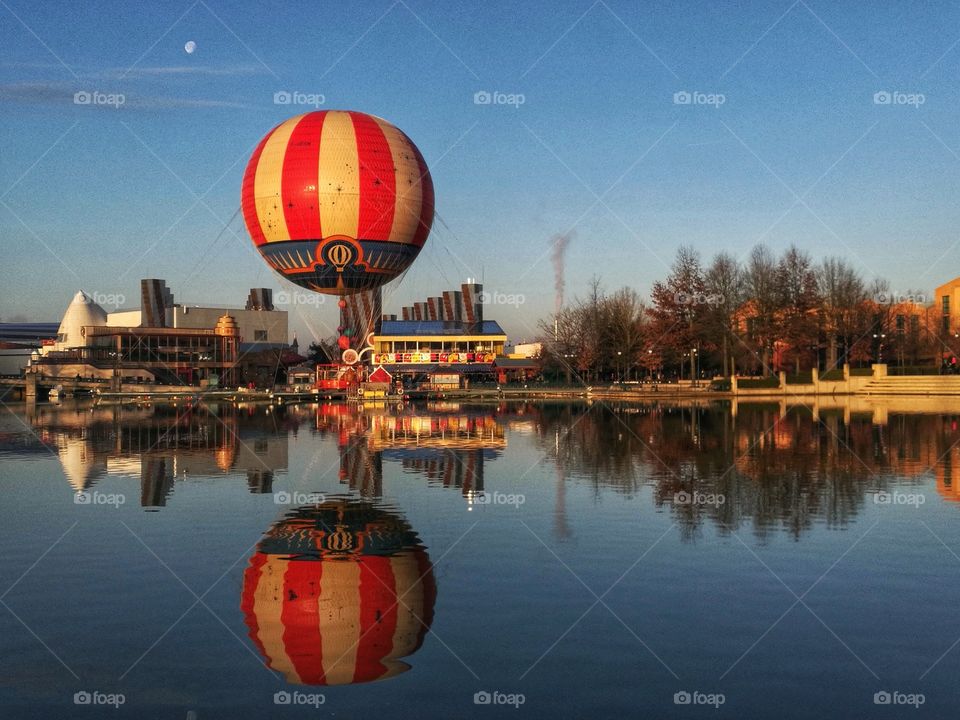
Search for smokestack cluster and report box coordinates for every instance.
[245,288,274,311]
[397,283,484,330]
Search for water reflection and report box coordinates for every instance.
[241,498,435,685]
[534,401,960,539]
[313,402,508,498]
[8,398,960,538]
[25,401,290,506]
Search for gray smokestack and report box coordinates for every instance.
[141,279,174,327]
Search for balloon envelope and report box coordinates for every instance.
[241,500,436,685]
[242,110,434,296]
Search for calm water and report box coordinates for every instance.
[2,398,960,718]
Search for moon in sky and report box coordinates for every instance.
[184,40,196,54]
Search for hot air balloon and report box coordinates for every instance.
[242,109,433,290]
[240,499,436,685]
[242,110,433,361]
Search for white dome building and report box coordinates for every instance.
[53,291,107,351]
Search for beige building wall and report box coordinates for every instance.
[106,310,142,327]
[935,277,960,334]
[169,306,288,344]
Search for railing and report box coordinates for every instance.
[888,366,944,376]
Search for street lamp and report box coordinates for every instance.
[872,333,886,363]
[616,350,622,383]
[691,346,699,387]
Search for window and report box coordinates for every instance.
[896,315,904,332]
[254,330,268,342]
[943,295,951,315]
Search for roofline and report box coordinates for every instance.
[373,335,507,342]
[83,325,220,337]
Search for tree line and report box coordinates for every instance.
[539,245,943,383]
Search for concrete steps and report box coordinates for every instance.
[858,376,960,396]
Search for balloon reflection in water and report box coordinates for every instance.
[241,498,436,685]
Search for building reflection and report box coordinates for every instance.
[20,396,960,537]
[29,401,290,507]
[313,402,508,499]
[241,498,435,685]
[28,399,514,508]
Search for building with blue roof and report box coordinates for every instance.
[371,283,508,376]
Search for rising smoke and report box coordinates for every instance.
[550,230,574,313]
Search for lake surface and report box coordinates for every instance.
[1,397,959,718]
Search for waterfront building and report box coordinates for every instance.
[371,282,508,378]
[31,280,290,387]
[936,277,960,335]
[0,322,58,374]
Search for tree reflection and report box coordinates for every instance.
[534,402,960,541]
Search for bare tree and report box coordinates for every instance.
[703,252,743,377]
[650,246,705,380]
[777,245,820,373]
[743,245,781,373]
[603,287,648,381]
[816,258,866,370]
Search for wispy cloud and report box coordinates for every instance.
[0,82,71,103]
[0,81,253,109]
[130,95,251,109]
[2,61,268,79]
[104,64,269,79]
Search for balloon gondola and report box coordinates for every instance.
[241,110,434,363]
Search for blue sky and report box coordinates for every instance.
[3,0,960,344]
